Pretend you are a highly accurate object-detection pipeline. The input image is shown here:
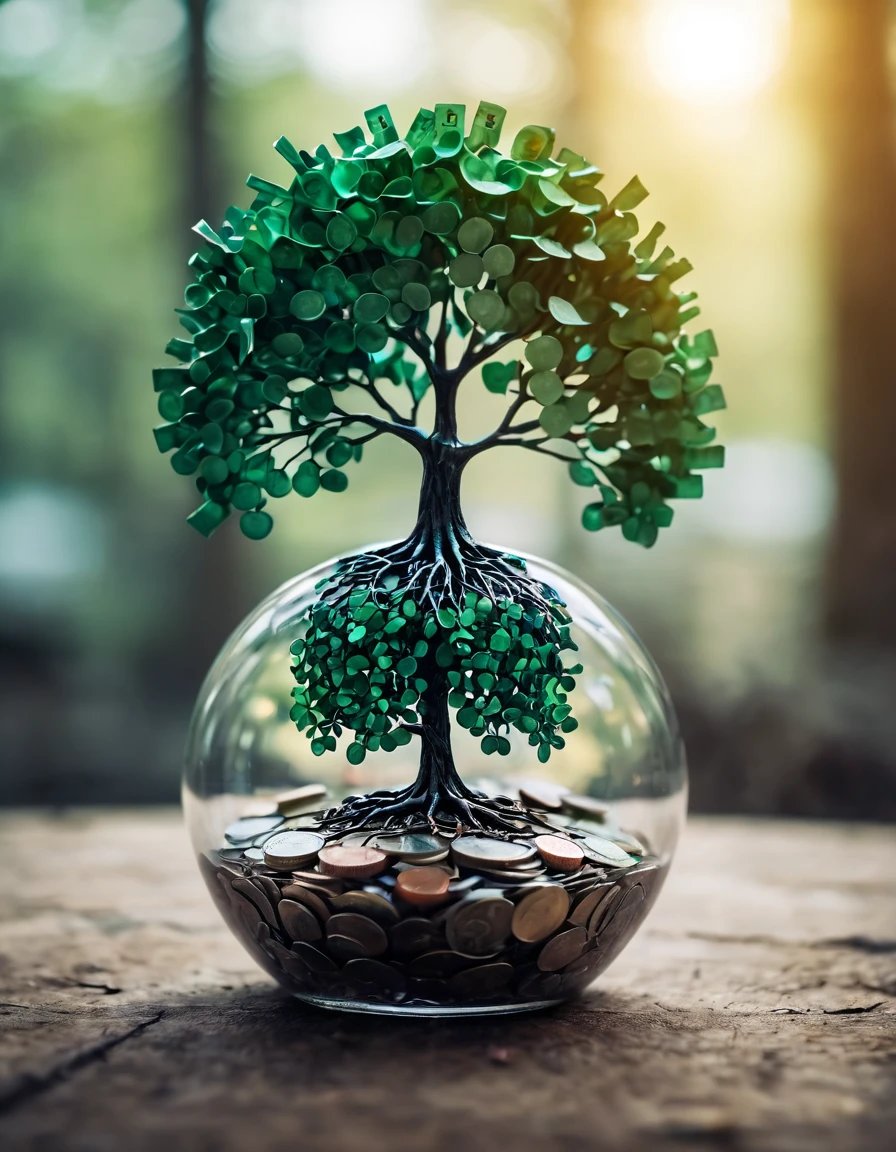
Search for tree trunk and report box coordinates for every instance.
[812,0,896,648]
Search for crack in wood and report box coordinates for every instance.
[0,1011,163,1116]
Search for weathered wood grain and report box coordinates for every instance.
[0,812,893,1151]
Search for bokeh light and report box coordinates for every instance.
[643,0,790,104]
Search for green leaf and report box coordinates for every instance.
[525,335,563,371]
[539,401,574,437]
[482,361,516,394]
[290,290,326,321]
[320,468,349,492]
[300,384,333,420]
[293,460,320,497]
[569,460,596,487]
[548,296,587,325]
[240,510,273,539]
[529,370,564,406]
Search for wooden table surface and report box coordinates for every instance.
[0,811,893,1152]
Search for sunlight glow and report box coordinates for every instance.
[643,0,790,104]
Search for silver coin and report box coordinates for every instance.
[451,836,536,870]
[278,899,323,943]
[243,848,265,863]
[446,894,514,957]
[579,834,636,869]
[373,832,452,862]
[262,831,325,870]
[224,815,283,844]
[601,827,648,855]
[326,912,388,957]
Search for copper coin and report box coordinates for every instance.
[278,899,322,943]
[395,866,451,907]
[280,881,331,922]
[275,783,328,816]
[261,831,325,870]
[518,779,569,811]
[330,890,400,926]
[326,934,367,962]
[343,958,407,998]
[451,836,536,870]
[446,894,514,956]
[561,795,610,821]
[290,941,338,972]
[231,877,278,928]
[408,950,473,979]
[569,884,615,928]
[511,884,570,943]
[533,834,585,871]
[537,926,588,971]
[389,917,442,959]
[251,875,282,907]
[579,834,635,869]
[290,869,344,892]
[318,844,388,878]
[326,912,388,956]
[449,962,514,1000]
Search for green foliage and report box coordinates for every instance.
[290,577,579,763]
[154,98,723,546]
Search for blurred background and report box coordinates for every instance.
[1,0,894,816]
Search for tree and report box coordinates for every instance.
[153,100,724,832]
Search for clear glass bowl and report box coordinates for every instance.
[184,549,687,1016]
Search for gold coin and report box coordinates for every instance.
[511,884,570,943]
[537,926,588,971]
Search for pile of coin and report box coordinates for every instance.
[200,780,664,1012]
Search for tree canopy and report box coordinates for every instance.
[153,99,724,549]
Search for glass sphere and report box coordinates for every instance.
[184,548,686,1016]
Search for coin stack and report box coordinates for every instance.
[201,780,664,1012]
